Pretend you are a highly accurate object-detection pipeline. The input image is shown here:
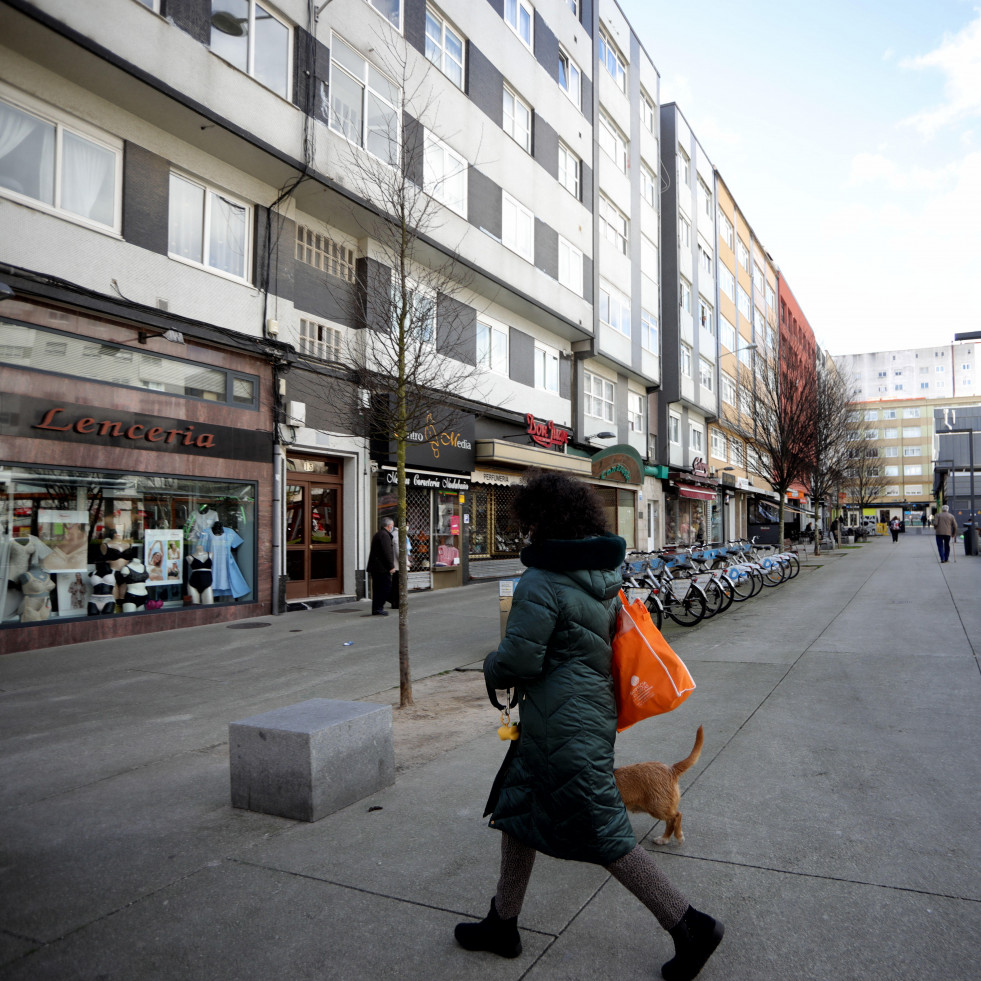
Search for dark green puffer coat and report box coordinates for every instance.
[483,533,635,866]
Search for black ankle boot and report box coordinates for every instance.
[662,905,724,981]
[454,898,521,958]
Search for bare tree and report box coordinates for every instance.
[307,26,488,707]
[807,358,854,554]
[725,339,817,546]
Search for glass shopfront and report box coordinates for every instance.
[1,465,256,625]
[665,494,722,545]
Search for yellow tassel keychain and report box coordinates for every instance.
[497,687,519,740]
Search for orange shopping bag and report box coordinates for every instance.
[612,589,695,732]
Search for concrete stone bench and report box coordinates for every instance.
[229,698,395,822]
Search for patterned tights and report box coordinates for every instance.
[495,833,688,931]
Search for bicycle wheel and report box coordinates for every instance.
[727,566,756,602]
[666,585,706,626]
[701,579,725,618]
[713,574,735,613]
[760,558,786,586]
[643,594,664,630]
[784,553,801,578]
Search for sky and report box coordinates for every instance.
[617,0,981,357]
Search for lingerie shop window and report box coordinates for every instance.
[0,465,256,624]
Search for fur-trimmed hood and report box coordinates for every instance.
[520,533,626,574]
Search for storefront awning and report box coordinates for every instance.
[677,484,717,501]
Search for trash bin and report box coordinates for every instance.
[964,523,978,556]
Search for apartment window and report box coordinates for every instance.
[503,85,532,152]
[737,286,751,319]
[864,429,878,440]
[681,343,692,377]
[698,241,713,277]
[598,28,626,91]
[363,0,401,28]
[906,484,923,495]
[894,384,904,391]
[0,91,121,231]
[669,414,681,444]
[680,278,692,314]
[678,215,691,249]
[566,0,579,16]
[765,283,775,309]
[711,428,727,460]
[920,382,930,390]
[878,371,888,378]
[739,387,752,418]
[903,426,922,438]
[936,364,945,373]
[559,49,582,108]
[903,446,921,457]
[329,36,399,166]
[729,436,743,467]
[894,369,903,377]
[211,1,290,99]
[584,371,615,422]
[718,265,735,301]
[558,142,580,199]
[865,409,879,421]
[502,191,534,261]
[640,163,657,208]
[883,428,898,439]
[169,172,250,279]
[505,0,533,49]
[677,146,690,187]
[295,225,356,282]
[599,279,631,336]
[398,284,435,344]
[641,309,658,353]
[737,239,750,270]
[696,176,712,219]
[884,446,898,458]
[299,318,342,361]
[689,423,704,453]
[558,237,583,295]
[424,134,467,215]
[738,345,753,369]
[599,112,628,172]
[752,264,764,295]
[599,195,628,254]
[903,407,921,418]
[641,235,658,275]
[699,357,714,391]
[882,409,897,419]
[425,7,464,88]
[628,392,645,432]
[641,92,655,132]
[699,297,714,335]
[721,373,736,406]
[534,344,559,392]
[904,464,924,477]
[718,209,734,250]
[476,320,508,374]
[885,485,900,496]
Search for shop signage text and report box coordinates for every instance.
[692,457,709,477]
[9,394,271,463]
[525,414,570,450]
[407,413,473,460]
[384,471,470,492]
[34,407,216,447]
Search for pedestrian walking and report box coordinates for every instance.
[366,517,396,615]
[889,516,901,543]
[455,470,724,981]
[934,505,958,563]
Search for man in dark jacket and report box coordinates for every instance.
[367,517,396,615]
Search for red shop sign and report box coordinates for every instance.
[526,413,570,450]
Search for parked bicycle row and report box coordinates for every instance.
[620,537,802,629]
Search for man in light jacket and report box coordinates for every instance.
[934,505,958,563]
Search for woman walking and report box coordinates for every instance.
[455,470,724,981]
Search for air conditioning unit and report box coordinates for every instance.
[265,318,279,337]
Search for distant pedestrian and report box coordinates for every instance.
[367,517,396,615]
[934,505,958,563]
[889,517,901,543]
[455,470,724,980]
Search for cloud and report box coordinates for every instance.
[848,152,960,190]
[900,10,981,136]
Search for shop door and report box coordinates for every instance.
[285,477,342,599]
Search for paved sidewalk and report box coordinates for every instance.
[2,534,979,980]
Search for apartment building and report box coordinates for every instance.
[0,0,670,650]
[840,342,979,402]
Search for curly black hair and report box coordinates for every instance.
[512,469,609,541]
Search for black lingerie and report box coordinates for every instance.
[103,544,137,563]
[120,592,147,609]
[188,556,213,592]
[115,566,150,585]
[90,574,115,595]
[88,596,115,615]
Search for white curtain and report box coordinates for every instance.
[209,192,247,277]
[61,131,114,226]
[0,100,54,201]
